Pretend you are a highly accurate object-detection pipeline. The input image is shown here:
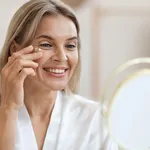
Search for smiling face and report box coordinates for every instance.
[30,15,79,91]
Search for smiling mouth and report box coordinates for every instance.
[43,68,68,74]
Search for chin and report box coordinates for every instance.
[44,82,67,91]
[50,86,65,91]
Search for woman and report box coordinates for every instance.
[0,0,118,150]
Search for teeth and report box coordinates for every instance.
[44,68,65,73]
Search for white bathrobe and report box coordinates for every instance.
[14,91,119,150]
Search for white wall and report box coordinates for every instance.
[99,14,150,90]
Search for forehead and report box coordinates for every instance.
[35,15,77,39]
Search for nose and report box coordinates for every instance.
[52,48,68,62]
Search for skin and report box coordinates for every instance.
[0,15,79,150]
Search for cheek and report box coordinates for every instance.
[69,52,79,69]
[35,51,51,65]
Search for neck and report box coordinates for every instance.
[24,79,57,119]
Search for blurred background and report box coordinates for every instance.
[1,0,150,101]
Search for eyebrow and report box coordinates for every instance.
[36,35,78,41]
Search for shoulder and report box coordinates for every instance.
[74,94,101,116]
[63,92,102,122]
[72,94,100,107]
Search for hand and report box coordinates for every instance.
[0,45,42,110]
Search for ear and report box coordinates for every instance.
[10,41,22,55]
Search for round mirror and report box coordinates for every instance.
[101,58,150,150]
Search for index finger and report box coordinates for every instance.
[5,45,34,68]
[13,45,34,57]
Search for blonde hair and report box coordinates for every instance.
[0,0,81,93]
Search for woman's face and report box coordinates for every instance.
[31,15,79,90]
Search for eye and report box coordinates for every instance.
[40,43,52,48]
[66,44,76,50]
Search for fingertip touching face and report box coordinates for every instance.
[30,15,79,91]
